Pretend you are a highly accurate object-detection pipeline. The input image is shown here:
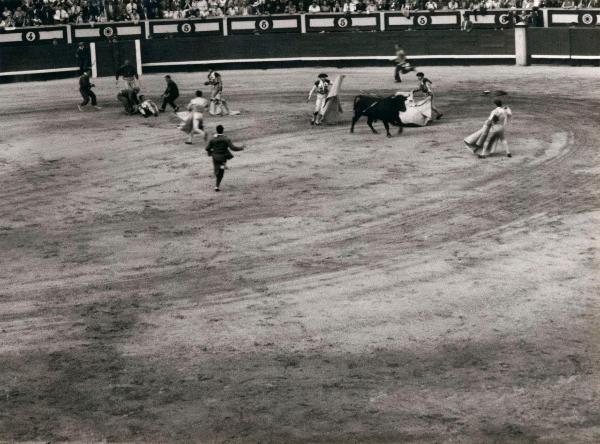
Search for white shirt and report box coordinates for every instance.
[188,97,209,117]
[488,106,511,126]
[308,4,321,12]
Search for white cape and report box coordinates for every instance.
[399,94,432,126]
[320,75,345,124]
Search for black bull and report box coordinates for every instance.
[350,94,408,137]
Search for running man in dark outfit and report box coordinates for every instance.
[393,45,414,83]
[205,125,244,192]
[160,75,180,112]
[78,69,101,111]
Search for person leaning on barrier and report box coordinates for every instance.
[76,42,90,75]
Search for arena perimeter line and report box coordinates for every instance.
[0,67,79,77]
[4,55,597,77]
[142,54,515,67]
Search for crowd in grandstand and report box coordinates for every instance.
[0,0,598,28]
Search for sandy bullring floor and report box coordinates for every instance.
[0,65,599,442]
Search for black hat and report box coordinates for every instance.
[318,73,328,78]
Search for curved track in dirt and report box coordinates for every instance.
[0,66,599,443]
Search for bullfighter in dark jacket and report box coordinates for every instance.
[160,75,180,112]
[78,69,101,111]
[205,125,244,192]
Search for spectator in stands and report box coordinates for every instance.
[308,0,321,11]
[0,11,15,28]
[507,7,521,24]
[242,1,253,14]
[54,5,70,23]
[13,6,25,26]
[425,0,437,10]
[143,0,154,18]
[68,3,81,21]
[343,0,356,11]
[40,4,54,24]
[447,0,459,8]
[355,0,367,11]
[561,0,575,7]
[529,6,543,25]
[366,0,378,11]
[320,0,331,11]
[198,0,209,16]
[400,1,412,15]
[178,0,191,16]
[90,0,102,19]
[461,11,473,30]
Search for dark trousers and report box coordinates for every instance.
[213,158,226,186]
[161,95,179,110]
[78,60,88,75]
[80,89,97,106]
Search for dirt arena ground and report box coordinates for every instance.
[0,65,599,443]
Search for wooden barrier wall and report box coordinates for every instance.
[0,13,598,81]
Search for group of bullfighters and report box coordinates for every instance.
[76,47,512,192]
[77,61,230,119]
[310,45,511,158]
[77,62,241,191]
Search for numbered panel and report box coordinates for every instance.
[227,15,301,34]
[468,10,520,29]
[548,9,599,27]
[0,26,68,46]
[72,22,146,41]
[305,13,379,32]
[149,18,223,38]
[386,11,460,30]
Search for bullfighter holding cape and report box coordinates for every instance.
[319,74,346,125]
[464,99,512,158]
